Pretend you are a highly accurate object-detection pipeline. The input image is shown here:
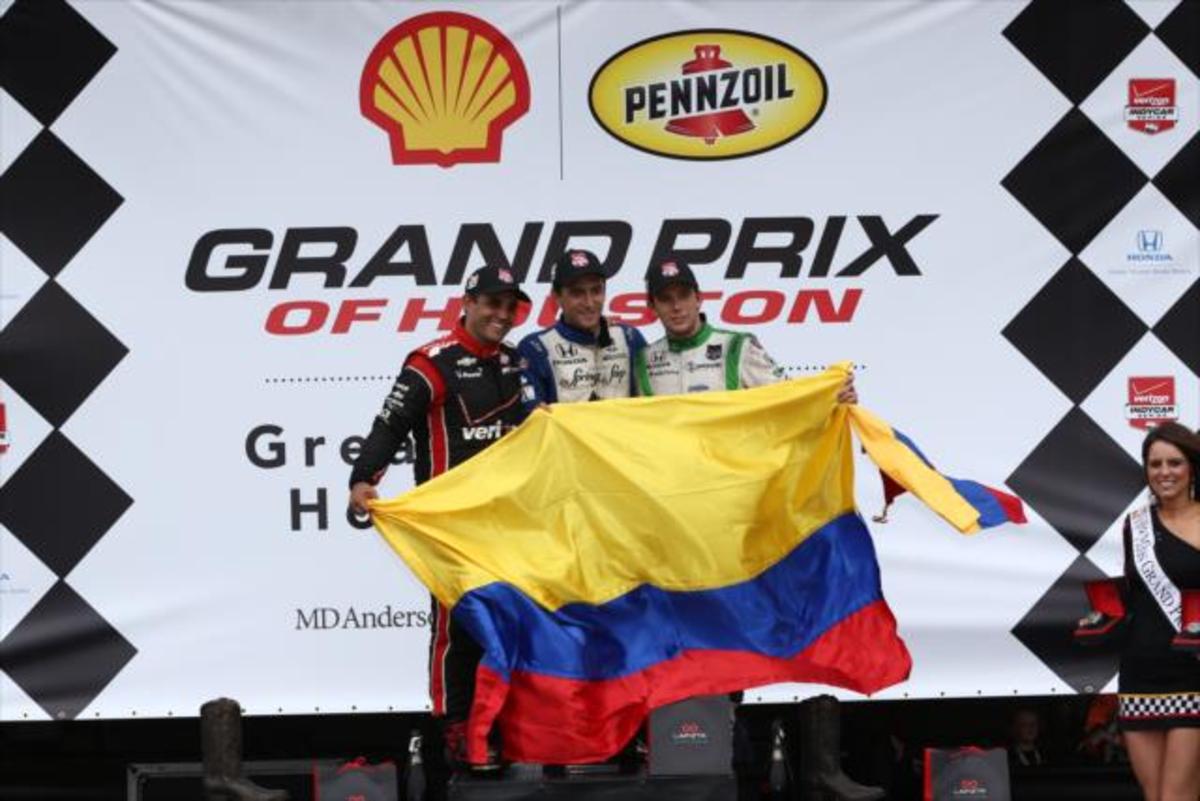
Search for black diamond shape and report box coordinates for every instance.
[1003,0,1149,104]
[1011,555,1119,694]
[1153,131,1200,230]
[1153,278,1200,378]
[0,430,132,577]
[1002,110,1146,254]
[1157,0,1200,81]
[1008,408,1144,553]
[0,281,127,428]
[0,129,123,277]
[1003,258,1147,404]
[0,0,116,126]
[0,580,135,719]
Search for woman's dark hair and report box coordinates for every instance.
[1142,422,1200,500]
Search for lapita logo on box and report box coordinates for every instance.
[590,30,826,160]
[671,720,710,746]
[360,12,530,167]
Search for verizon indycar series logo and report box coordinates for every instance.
[1126,376,1179,430]
[590,30,826,159]
[184,215,937,336]
[1125,78,1178,135]
[360,12,530,166]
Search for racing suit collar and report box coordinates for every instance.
[554,316,613,348]
[453,319,501,358]
[666,316,713,352]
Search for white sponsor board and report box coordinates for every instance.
[0,0,1196,720]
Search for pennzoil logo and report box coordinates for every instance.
[360,12,530,167]
[589,30,826,160]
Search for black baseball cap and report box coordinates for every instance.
[645,259,700,298]
[551,249,608,290]
[465,265,531,303]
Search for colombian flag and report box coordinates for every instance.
[371,364,1022,764]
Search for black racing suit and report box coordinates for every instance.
[351,322,526,723]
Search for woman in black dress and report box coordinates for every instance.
[1119,422,1200,801]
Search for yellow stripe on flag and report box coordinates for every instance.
[847,406,982,534]
[371,365,855,610]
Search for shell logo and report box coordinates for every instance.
[589,30,826,160]
[360,12,530,167]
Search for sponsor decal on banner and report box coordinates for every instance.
[1125,376,1179,429]
[1125,78,1178,135]
[360,12,530,167]
[295,605,431,631]
[0,572,31,596]
[183,215,937,336]
[1128,229,1172,264]
[589,30,826,159]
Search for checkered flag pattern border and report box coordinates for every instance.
[0,0,135,719]
[1003,0,1200,694]
[1119,692,1200,721]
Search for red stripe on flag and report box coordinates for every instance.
[467,600,911,764]
[985,487,1026,524]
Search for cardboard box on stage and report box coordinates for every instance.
[648,695,734,776]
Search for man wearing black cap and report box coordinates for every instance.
[348,265,530,767]
[517,249,645,407]
[638,259,856,399]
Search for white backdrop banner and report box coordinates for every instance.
[0,0,1197,720]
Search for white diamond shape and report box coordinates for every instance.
[0,232,49,327]
[1126,0,1184,31]
[1079,183,1199,325]
[1086,489,1152,577]
[0,378,53,489]
[1080,35,1200,177]
[0,85,41,174]
[1080,334,1200,466]
[0,522,58,641]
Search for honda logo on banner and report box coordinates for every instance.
[1137,229,1163,253]
[1128,229,1173,264]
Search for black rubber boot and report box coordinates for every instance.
[200,698,289,801]
[798,695,884,801]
